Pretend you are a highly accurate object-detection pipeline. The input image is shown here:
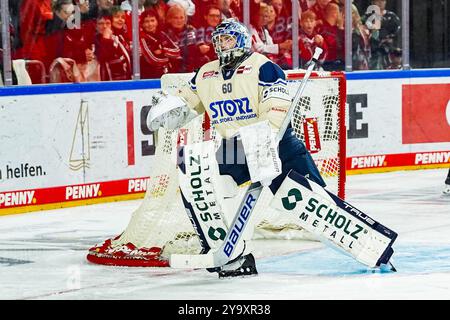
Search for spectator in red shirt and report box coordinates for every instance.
[194,5,222,61]
[45,0,100,83]
[139,9,181,79]
[318,2,344,70]
[270,0,293,45]
[250,2,291,66]
[16,0,53,60]
[191,0,218,28]
[272,0,291,27]
[120,0,146,41]
[263,3,287,45]
[45,1,91,61]
[15,0,53,83]
[110,5,132,44]
[83,1,118,41]
[229,0,243,21]
[164,4,208,72]
[95,10,132,80]
[261,3,291,68]
[310,0,331,27]
[299,0,316,12]
[298,10,327,68]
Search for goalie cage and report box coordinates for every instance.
[87,70,347,267]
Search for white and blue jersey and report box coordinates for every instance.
[178,52,325,193]
[180,52,291,139]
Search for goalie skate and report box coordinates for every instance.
[444,171,450,195]
[443,184,450,195]
[217,253,258,279]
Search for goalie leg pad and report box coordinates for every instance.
[178,140,230,253]
[270,170,398,268]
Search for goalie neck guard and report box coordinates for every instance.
[211,18,252,69]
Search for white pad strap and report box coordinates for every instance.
[270,170,397,268]
[239,120,282,186]
[178,140,230,251]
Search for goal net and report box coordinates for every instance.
[87,71,347,267]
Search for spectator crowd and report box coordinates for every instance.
[1,0,402,85]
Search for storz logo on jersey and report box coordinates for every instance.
[209,97,256,124]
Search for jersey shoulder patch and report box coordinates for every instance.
[258,61,286,86]
[258,61,290,102]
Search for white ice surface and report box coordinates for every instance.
[1,168,449,300]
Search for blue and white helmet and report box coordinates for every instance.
[212,18,252,67]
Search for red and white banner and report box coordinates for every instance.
[0,177,150,212]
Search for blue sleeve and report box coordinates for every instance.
[258,61,287,86]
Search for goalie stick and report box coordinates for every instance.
[170,47,324,269]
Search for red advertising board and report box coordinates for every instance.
[402,83,450,144]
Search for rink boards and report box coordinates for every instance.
[0,69,449,214]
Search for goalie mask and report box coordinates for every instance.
[212,18,251,68]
